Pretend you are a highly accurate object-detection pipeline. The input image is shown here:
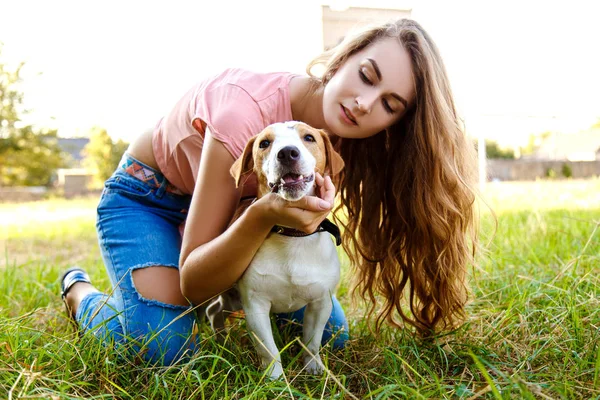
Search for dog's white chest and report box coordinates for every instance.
[237,232,340,314]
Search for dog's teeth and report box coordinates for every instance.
[299,175,303,180]
[280,178,286,185]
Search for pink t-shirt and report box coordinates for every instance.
[152,68,298,196]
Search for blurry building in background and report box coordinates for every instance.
[56,137,93,196]
[322,5,411,50]
[487,126,600,180]
[57,137,89,167]
[56,168,91,198]
[529,128,600,161]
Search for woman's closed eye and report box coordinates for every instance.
[359,69,373,86]
[382,98,394,114]
[360,67,398,114]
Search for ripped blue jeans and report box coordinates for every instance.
[76,153,349,366]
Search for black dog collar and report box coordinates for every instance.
[271,218,342,246]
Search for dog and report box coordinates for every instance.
[208,121,345,379]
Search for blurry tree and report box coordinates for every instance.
[485,140,515,159]
[561,163,573,178]
[83,126,129,186]
[521,131,552,157]
[0,43,67,186]
[1,126,66,186]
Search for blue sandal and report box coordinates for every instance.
[60,266,92,300]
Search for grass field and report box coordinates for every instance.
[1,179,599,399]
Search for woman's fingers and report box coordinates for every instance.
[320,174,335,204]
[313,172,335,205]
[315,172,324,187]
[258,173,337,232]
[290,194,331,212]
[286,173,334,211]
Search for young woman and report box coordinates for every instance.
[60,18,478,366]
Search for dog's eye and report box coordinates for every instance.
[259,140,270,149]
[304,134,315,142]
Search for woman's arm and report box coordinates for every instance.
[179,129,335,304]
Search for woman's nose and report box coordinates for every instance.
[356,93,376,114]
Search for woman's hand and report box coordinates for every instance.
[253,172,336,233]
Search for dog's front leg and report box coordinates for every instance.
[243,299,284,379]
[302,296,334,375]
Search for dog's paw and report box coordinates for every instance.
[265,362,284,380]
[304,356,324,375]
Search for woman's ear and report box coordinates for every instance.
[230,137,256,187]
[319,130,345,177]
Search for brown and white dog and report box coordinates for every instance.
[209,121,344,379]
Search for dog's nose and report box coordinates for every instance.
[277,146,300,164]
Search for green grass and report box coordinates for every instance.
[1,179,599,399]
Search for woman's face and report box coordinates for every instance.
[322,37,416,139]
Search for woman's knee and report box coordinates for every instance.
[131,265,189,306]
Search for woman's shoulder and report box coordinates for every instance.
[216,67,297,82]
[204,68,299,101]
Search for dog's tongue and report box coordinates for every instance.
[283,173,301,183]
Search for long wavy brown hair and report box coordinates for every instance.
[307,19,479,335]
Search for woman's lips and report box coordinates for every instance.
[340,105,357,126]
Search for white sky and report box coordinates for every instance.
[1,0,599,147]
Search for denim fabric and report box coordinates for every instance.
[275,295,349,350]
[77,152,349,366]
[90,153,195,365]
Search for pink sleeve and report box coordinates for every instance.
[194,83,264,160]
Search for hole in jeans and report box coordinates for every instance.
[132,266,189,306]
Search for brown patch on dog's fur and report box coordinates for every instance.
[229,126,272,198]
[295,123,344,178]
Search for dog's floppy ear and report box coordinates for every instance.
[230,137,256,188]
[319,130,345,177]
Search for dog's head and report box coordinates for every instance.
[230,121,344,201]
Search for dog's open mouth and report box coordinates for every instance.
[269,173,314,193]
